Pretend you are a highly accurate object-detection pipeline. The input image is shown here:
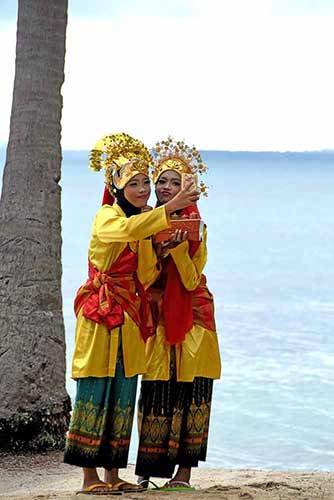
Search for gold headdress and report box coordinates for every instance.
[151,136,208,196]
[90,132,153,191]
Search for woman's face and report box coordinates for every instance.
[124,173,151,207]
[156,170,181,204]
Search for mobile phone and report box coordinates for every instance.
[181,173,198,192]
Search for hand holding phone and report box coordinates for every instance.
[181,173,198,192]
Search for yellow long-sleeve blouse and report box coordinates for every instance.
[71,204,169,380]
[143,228,222,382]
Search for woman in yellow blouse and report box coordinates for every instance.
[64,133,199,494]
[136,137,221,490]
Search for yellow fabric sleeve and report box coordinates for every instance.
[94,204,169,243]
[168,227,208,291]
[137,239,160,288]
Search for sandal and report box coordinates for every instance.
[161,480,196,491]
[76,483,122,495]
[138,479,160,490]
[109,480,146,493]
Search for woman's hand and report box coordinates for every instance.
[171,229,188,243]
[155,229,188,258]
[165,178,200,214]
[141,204,153,213]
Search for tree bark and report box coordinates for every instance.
[0,0,71,450]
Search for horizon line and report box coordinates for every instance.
[62,148,334,154]
[0,145,333,155]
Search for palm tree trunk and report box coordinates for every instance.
[0,0,71,450]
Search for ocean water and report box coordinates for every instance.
[1,149,334,471]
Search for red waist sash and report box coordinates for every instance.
[74,247,153,341]
[191,275,216,332]
[149,273,216,343]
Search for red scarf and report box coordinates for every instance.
[163,204,201,344]
[102,186,115,205]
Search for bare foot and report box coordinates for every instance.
[82,468,111,493]
[170,466,192,485]
[137,475,150,488]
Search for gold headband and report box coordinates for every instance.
[151,136,208,196]
[90,132,152,190]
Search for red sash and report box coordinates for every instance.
[192,275,216,332]
[160,204,215,344]
[74,246,154,341]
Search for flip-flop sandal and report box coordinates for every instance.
[138,479,160,490]
[76,483,122,495]
[160,480,196,491]
[110,481,147,493]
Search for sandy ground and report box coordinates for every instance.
[0,451,333,500]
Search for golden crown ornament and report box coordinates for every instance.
[151,136,208,196]
[90,132,153,191]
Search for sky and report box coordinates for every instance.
[0,0,334,151]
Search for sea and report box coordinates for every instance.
[1,148,334,471]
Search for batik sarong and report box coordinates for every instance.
[135,349,213,478]
[64,343,137,469]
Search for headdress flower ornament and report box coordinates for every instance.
[151,136,208,196]
[90,132,153,192]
